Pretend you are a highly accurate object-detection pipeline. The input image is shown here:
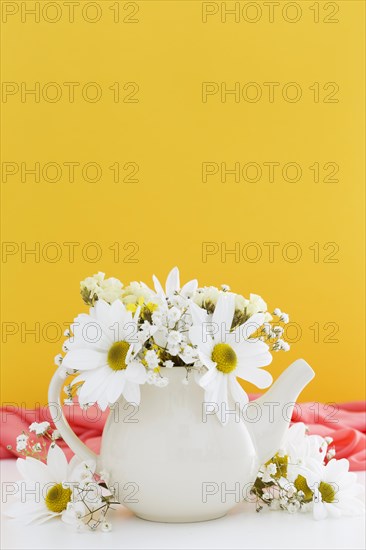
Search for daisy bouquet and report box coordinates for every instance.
[56,267,291,420]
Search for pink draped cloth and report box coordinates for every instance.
[1,400,365,470]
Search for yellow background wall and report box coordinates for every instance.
[1,0,365,407]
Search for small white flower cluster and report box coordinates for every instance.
[252,423,364,520]
[12,422,60,457]
[80,272,123,306]
[29,421,50,435]
[16,434,28,452]
[62,463,117,532]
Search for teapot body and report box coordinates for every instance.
[100,367,258,522]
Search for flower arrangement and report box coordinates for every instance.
[6,268,364,529]
[56,267,290,421]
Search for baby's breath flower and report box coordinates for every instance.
[16,434,28,452]
[326,448,336,460]
[29,421,50,436]
[280,312,289,324]
[287,500,301,513]
[145,350,159,370]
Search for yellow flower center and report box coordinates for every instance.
[294,474,313,502]
[212,343,237,374]
[319,481,336,503]
[107,341,130,371]
[45,483,72,513]
[294,476,336,503]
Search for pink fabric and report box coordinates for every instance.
[1,400,365,470]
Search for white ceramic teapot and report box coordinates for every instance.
[48,359,314,522]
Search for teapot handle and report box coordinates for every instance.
[48,367,97,463]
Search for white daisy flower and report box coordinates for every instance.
[302,458,364,520]
[7,445,95,525]
[189,293,273,423]
[62,300,148,410]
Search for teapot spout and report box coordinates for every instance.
[244,359,315,466]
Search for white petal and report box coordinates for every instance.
[32,512,60,525]
[229,377,249,410]
[181,279,198,296]
[69,314,112,351]
[62,349,107,371]
[198,351,217,369]
[97,393,110,411]
[215,373,228,409]
[79,367,115,409]
[313,500,328,520]
[189,325,214,358]
[236,350,273,369]
[122,381,141,405]
[77,366,111,405]
[204,372,229,424]
[66,454,81,477]
[110,298,128,317]
[46,444,68,482]
[324,458,349,481]
[236,364,273,389]
[92,299,115,328]
[125,341,136,363]
[6,500,43,519]
[152,274,165,298]
[229,335,269,356]
[325,503,342,518]
[125,361,147,384]
[212,293,235,336]
[235,313,265,339]
[189,302,208,325]
[106,371,126,404]
[199,366,219,388]
[165,267,180,296]
[16,457,52,485]
[24,507,55,525]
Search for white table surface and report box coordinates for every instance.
[1,460,365,550]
